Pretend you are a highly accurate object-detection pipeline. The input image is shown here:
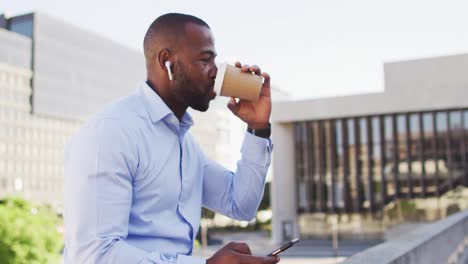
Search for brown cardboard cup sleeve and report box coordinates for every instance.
[214,63,263,102]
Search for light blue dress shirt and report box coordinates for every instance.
[64,82,273,264]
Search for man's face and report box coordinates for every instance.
[172,23,218,112]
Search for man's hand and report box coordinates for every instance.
[207,242,280,264]
[227,62,271,130]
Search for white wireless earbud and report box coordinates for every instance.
[165,61,173,81]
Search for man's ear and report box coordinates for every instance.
[157,48,172,71]
[157,48,174,80]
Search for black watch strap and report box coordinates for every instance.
[247,123,271,138]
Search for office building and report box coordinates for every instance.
[271,53,468,243]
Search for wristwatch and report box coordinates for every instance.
[247,123,271,138]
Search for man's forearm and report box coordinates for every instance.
[202,132,272,221]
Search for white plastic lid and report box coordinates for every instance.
[213,63,227,96]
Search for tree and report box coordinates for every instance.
[254,182,272,230]
[0,197,63,264]
[201,207,215,220]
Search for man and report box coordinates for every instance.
[64,13,278,264]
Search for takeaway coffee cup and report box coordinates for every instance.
[213,63,263,102]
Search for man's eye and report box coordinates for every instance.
[201,58,210,63]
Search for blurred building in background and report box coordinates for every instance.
[0,12,145,206]
[271,53,468,243]
[0,59,80,205]
[0,12,289,208]
[0,15,77,206]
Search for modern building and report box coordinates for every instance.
[0,16,78,205]
[0,12,148,205]
[0,12,289,207]
[270,53,468,243]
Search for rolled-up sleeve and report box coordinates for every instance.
[201,132,273,221]
[64,119,205,264]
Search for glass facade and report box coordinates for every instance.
[9,17,34,38]
[294,110,468,213]
[0,65,81,205]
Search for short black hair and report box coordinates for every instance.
[143,13,210,67]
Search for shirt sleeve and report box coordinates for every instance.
[64,118,206,264]
[201,132,273,221]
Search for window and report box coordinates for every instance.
[436,112,449,177]
[422,113,436,175]
[9,16,33,38]
[383,115,398,196]
[335,120,345,208]
[295,122,308,212]
[396,114,407,159]
[409,114,422,182]
[449,111,463,175]
[359,118,370,206]
[372,117,383,203]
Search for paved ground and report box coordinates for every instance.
[274,257,346,264]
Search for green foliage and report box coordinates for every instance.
[446,203,460,216]
[385,199,426,221]
[193,238,201,249]
[0,197,62,264]
[201,207,215,219]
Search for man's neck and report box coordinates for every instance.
[146,80,186,121]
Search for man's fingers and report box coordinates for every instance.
[259,72,271,97]
[241,64,251,73]
[240,254,280,264]
[261,72,270,86]
[241,64,260,75]
[227,97,240,115]
[236,62,261,75]
[249,65,261,75]
[225,242,252,255]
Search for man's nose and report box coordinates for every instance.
[209,63,218,79]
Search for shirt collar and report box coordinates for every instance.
[139,82,194,128]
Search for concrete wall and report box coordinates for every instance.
[0,28,32,69]
[271,123,299,243]
[384,53,468,94]
[343,209,468,264]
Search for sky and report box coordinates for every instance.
[2,0,468,100]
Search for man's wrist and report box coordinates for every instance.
[247,122,271,138]
[247,122,269,130]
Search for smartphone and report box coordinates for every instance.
[267,238,300,256]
